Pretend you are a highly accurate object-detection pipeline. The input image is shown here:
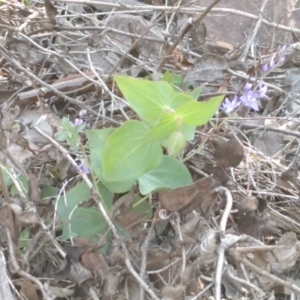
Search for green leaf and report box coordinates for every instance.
[188,87,202,100]
[61,117,73,130]
[62,207,107,240]
[96,183,113,211]
[41,186,58,199]
[176,95,224,126]
[167,131,186,156]
[138,156,193,194]
[171,93,194,108]
[115,76,175,124]
[57,182,91,221]
[182,124,196,141]
[55,131,68,142]
[66,133,79,150]
[162,71,183,90]
[87,129,136,193]
[103,120,163,182]
[142,112,179,143]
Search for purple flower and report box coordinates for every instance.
[258,81,268,98]
[222,95,241,113]
[72,118,83,126]
[262,45,286,73]
[240,90,259,111]
[244,82,253,92]
[78,162,90,174]
[262,63,269,73]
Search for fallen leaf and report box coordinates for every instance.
[214,135,244,168]
[44,0,57,24]
[20,279,39,300]
[116,212,146,230]
[158,176,213,215]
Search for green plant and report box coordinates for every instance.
[87,75,224,194]
[54,74,223,243]
[55,117,86,150]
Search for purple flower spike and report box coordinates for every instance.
[72,118,84,126]
[78,162,90,174]
[221,95,241,113]
[240,90,259,111]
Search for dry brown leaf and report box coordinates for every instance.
[81,250,105,270]
[111,188,135,217]
[20,279,39,300]
[158,176,213,215]
[237,196,259,214]
[116,212,146,230]
[214,135,244,168]
[237,196,261,239]
[44,0,57,24]
[18,211,40,226]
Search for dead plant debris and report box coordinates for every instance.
[0,0,300,299]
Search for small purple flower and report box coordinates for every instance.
[222,95,241,113]
[72,118,83,126]
[78,162,90,174]
[240,90,259,111]
[244,82,253,92]
[262,63,269,73]
[258,81,268,98]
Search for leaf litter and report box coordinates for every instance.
[1,0,300,299]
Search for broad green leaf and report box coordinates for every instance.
[103,120,162,182]
[138,156,193,194]
[86,128,115,180]
[115,76,174,124]
[57,182,91,221]
[142,112,179,143]
[176,95,224,126]
[41,186,58,199]
[55,131,68,142]
[62,207,107,240]
[87,129,135,193]
[96,183,113,211]
[182,124,196,141]
[171,93,194,108]
[188,87,202,100]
